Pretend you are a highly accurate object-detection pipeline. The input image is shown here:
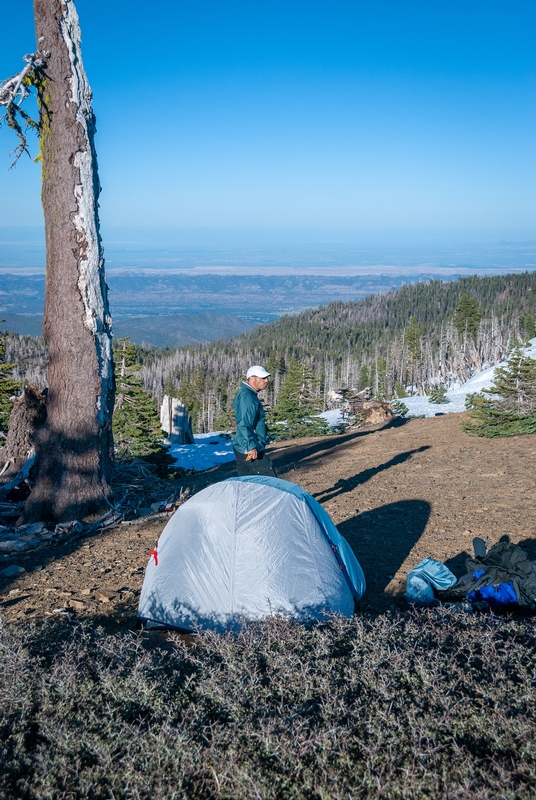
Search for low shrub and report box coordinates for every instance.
[391,399,409,417]
[1,609,535,798]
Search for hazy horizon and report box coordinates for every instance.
[1,226,535,274]
[1,225,534,324]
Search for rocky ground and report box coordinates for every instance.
[1,411,535,626]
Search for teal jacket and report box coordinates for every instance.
[233,382,268,454]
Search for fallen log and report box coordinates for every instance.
[0,510,123,555]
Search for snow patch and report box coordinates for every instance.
[168,433,235,472]
[318,409,344,427]
[402,337,536,418]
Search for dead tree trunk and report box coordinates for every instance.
[160,395,195,444]
[22,0,114,523]
[0,385,47,487]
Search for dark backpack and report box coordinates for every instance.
[447,540,536,610]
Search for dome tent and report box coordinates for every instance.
[138,476,365,633]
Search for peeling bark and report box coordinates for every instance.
[22,0,114,523]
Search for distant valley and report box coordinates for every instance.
[0,311,256,348]
[2,227,535,325]
[1,265,533,328]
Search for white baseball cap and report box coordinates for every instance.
[246,365,271,379]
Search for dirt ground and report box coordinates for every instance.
[2,412,536,626]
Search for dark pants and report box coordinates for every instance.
[233,447,277,477]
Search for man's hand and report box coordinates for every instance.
[246,448,258,461]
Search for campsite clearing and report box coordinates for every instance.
[1,412,535,624]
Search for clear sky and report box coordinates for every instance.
[0,0,535,232]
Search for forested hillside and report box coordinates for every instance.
[139,271,536,431]
[237,270,536,353]
[4,271,536,434]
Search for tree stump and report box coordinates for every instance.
[361,401,394,425]
[0,385,47,487]
[160,395,195,444]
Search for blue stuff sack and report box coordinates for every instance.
[468,569,518,610]
[406,558,457,607]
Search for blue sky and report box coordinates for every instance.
[1,0,535,232]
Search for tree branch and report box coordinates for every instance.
[0,52,46,167]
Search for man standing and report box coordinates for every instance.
[233,366,277,477]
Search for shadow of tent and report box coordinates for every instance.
[337,499,431,609]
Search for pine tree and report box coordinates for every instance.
[358,364,370,391]
[394,381,407,398]
[391,399,409,417]
[13,1,116,524]
[0,331,20,434]
[212,405,235,432]
[428,384,450,404]
[453,294,482,342]
[374,356,387,400]
[266,351,285,380]
[404,316,421,395]
[521,312,535,342]
[265,351,286,407]
[177,365,205,431]
[163,375,178,398]
[270,358,329,438]
[212,377,238,431]
[462,344,536,437]
[113,339,175,474]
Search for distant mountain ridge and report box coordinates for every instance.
[0,312,256,347]
[0,314,43,338]
[113,313,256,347]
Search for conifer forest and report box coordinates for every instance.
[3,270,536,435]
